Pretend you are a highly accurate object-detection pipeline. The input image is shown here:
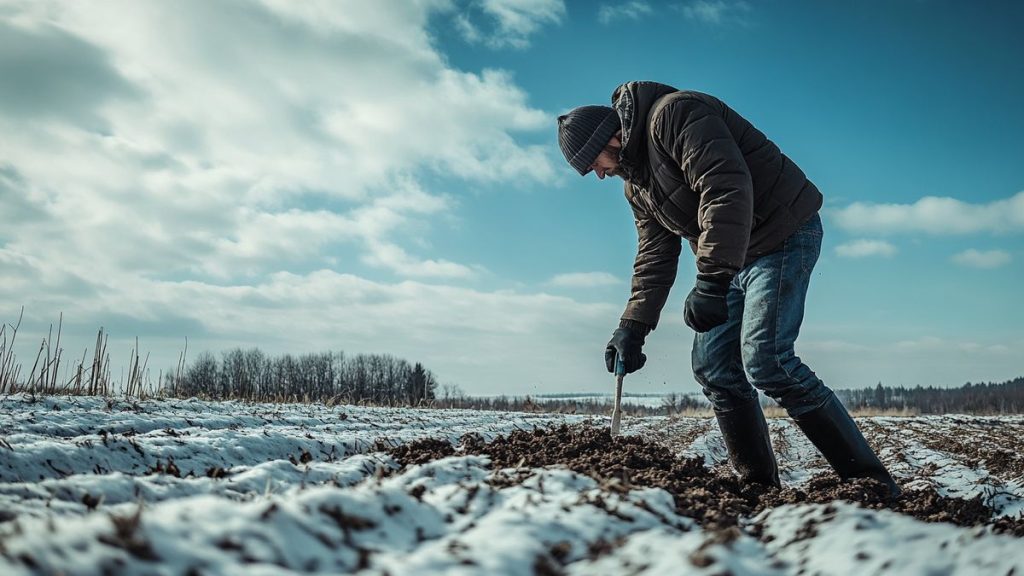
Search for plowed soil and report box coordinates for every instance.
[388,422,1024,537]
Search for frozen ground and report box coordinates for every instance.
[1,394,1023,575]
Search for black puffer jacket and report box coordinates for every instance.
[613,81,823,330]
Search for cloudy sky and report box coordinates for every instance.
[2,0,1022,396]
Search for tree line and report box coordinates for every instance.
[162,352,1024,415]
[427,391,709,416]
[832,377,1024,414]
[164,349,438,405]
[443,380,1024,416]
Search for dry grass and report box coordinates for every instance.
[0,312,158,399]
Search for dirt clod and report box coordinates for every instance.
[389,437,455,466]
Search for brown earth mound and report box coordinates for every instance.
[386,422,1024,537]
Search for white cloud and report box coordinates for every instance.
[456,0,566,49]
[834,239,897,258]
[0,0,579,394]
[679,1,751,25]
[890,336,1013,356]
[832,191,1024,235]
[0,1,557,285]
[951,249,1012,269]
[797,339,871,354]
[956,342,1010,354]
[598,1,653,25]
[453,13,483,43]
[362,243,478,279]
[201,186,472,280]
[893,336,946,351]
[548,272,621,288]
[889,336,1012,355]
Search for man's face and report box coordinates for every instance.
[589,135,625,180]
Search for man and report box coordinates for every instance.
[557,81,900,496]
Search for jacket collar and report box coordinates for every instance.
[611,81,679,186]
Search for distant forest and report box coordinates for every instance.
[165,349,439,405]
[437,378,1024,416]
[160,351,1022,414]
[832,377,1024,414]
[435,391,706,417]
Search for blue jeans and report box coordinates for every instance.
[692,213,834,417]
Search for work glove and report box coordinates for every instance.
[683,277,730,333]
[605,327,647,374]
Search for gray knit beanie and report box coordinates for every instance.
[557,105,621,176]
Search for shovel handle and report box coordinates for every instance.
[611,353,625,436]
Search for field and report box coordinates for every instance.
[2,394,1023,575]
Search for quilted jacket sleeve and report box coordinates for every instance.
[621,182,682,330]
[656,97,753,283]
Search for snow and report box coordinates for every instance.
[756,502,1024,575]
[860,416,1024,517]
[1,394,1023,575]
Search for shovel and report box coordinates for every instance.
[610,353,625,436]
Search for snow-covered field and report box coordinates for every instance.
[1,394,1023,575]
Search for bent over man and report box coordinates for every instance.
[557,81,900,496]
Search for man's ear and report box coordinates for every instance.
[610,130,622,147]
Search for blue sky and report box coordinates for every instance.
[1,1,1021,396]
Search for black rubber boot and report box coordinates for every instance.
[791,394,902,497]
[714,396,781,488]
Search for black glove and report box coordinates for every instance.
[605,327,647,374]
[683,277,730,333]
